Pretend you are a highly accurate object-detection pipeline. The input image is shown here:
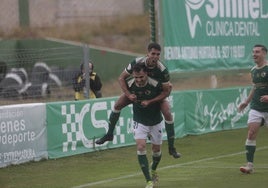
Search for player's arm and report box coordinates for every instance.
[118,70,137,101]
[238,86,254,112]
[141,81,171,107]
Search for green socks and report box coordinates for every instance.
[165,121,175,148]
[151,152,162,171]
[107,111,120,135]
[246,145,256,163]
[138,153,151,182]
[245,139,256,163]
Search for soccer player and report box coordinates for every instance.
[128,63,163,188]
[95,42,181,158]
[238,44,268,174]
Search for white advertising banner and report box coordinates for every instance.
[0,103,47,168]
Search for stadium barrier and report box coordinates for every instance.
[0,86,250,167]
[0,39,142,104]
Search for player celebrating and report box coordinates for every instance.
[128,63,163,188]
[95,42,181,159]
[238,44,268,174]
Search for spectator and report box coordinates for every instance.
[72,61,102,100]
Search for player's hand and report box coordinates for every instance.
[127,94,137,102]
[141,100,150,107]
[260,95,268,103]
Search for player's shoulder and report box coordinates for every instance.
[251,63,268,72]
[126,77,135,88]
[135,56,147,64]
[251,65,256,72]
[147,77,161,87]
[127,56,146,72]
[156,60,168,72]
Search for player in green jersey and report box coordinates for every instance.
[128,63,163,188]
[238,44,268,174]
[95,42,181,159]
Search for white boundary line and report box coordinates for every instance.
[72,146,268,188]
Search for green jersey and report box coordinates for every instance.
[126,77,163,126]
[250,63,268,112]
[126,57,170,84]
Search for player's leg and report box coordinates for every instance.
[240,122,260,173]
[160,99,181,158]
[240,110,262,174]
[95,94,131,144]
[133,122,152,186]
[150,123,163,184]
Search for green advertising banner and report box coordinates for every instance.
[46,87,249,159]
[46,96,185,159]
[47,98,135,158]
[160,0,268,72]
[184,87,250,134]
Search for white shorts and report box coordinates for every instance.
[132,121,163,145]
[248,109,268,126]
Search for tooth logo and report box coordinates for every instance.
[185,0,205,38]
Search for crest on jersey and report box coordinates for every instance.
[145,90,151,95]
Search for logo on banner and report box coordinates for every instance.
[194,88,249,132]
[60,102,130,152]
[185,0,267,38]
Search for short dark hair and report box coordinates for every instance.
[254,44,267,53]
[80,62,94,71]
[133,63,148,73]
[147,42,161,52]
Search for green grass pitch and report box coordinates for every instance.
[1,127,268,188]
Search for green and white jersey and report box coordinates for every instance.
[125,57,170,84]
[250,63,268,112]
[127,77,163,126]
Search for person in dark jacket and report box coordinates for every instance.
[72,62,102,100]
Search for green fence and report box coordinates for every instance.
[0,39,142,82]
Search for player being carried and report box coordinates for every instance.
[95,42,181,159]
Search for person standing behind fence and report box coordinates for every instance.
[238,44,268,174]
[72,61,102,100]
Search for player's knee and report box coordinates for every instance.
[247,128,258,140]
[137,144,146,152]
[163,114,173,121]
[161,107,173,121]
[114,103,123,111]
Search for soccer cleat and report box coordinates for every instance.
[151,170,159,184]
[240,164,254,174]
[145,181,154,188]
[95,134,113,145]
[169,147,181,159]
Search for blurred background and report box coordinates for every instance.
[0,0,251,105]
